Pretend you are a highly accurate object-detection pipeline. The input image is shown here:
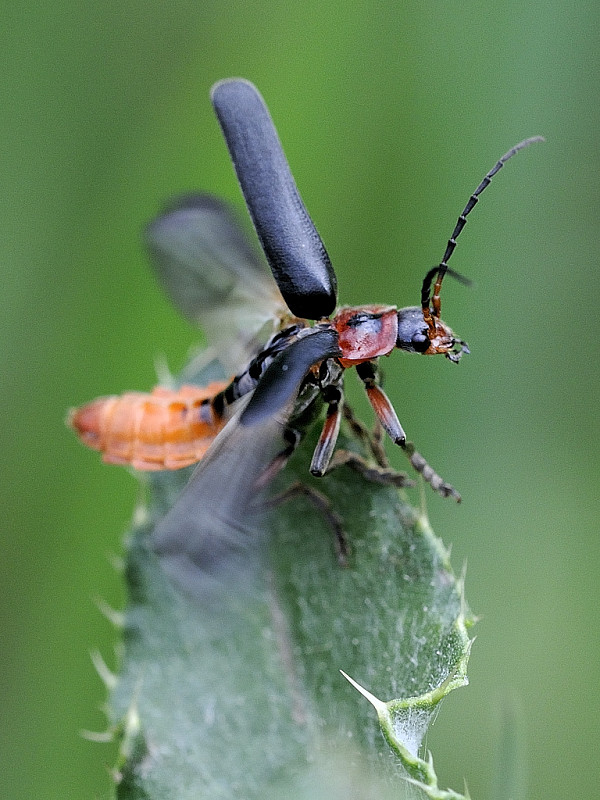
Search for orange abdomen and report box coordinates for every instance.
[68,382,228,470]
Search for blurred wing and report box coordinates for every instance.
[152,329,340,599]
[152,395,283,599]
[145,194,286,371]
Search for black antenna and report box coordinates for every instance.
[422,135,545,323]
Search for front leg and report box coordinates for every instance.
[403,442,461,502]
[355,361,406,445]
[355,360,461,502]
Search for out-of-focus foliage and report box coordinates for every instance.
[1,2,598,799]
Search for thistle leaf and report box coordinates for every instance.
[104,367,474,799]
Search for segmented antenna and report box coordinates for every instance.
[422,135,544,328]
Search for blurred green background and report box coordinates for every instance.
[1,2,598,798]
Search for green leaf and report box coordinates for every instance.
[101,369,474,799]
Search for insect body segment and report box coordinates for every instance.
[69,323,324,471]
[333,306,399,367]
[69,383,229,471]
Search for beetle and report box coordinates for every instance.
[71,79,542,579]
[154,80,542,580]
[160,80,541,493]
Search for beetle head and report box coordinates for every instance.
[396,306,469,363]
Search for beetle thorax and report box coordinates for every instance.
[332,305,398,367]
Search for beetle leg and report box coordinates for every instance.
[310,399,342,477]
[326,438,460,502]
[403,441,461,502]
[263,481,349,565]
[356,361,406,446]
[327,449,413,488]
[254,426,302,489]
[341,403,388,468]
[355,361,461,501]
[311,397,413,490]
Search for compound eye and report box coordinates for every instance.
[411,331,430,353]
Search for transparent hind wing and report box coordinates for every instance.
[145,194,286,371]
